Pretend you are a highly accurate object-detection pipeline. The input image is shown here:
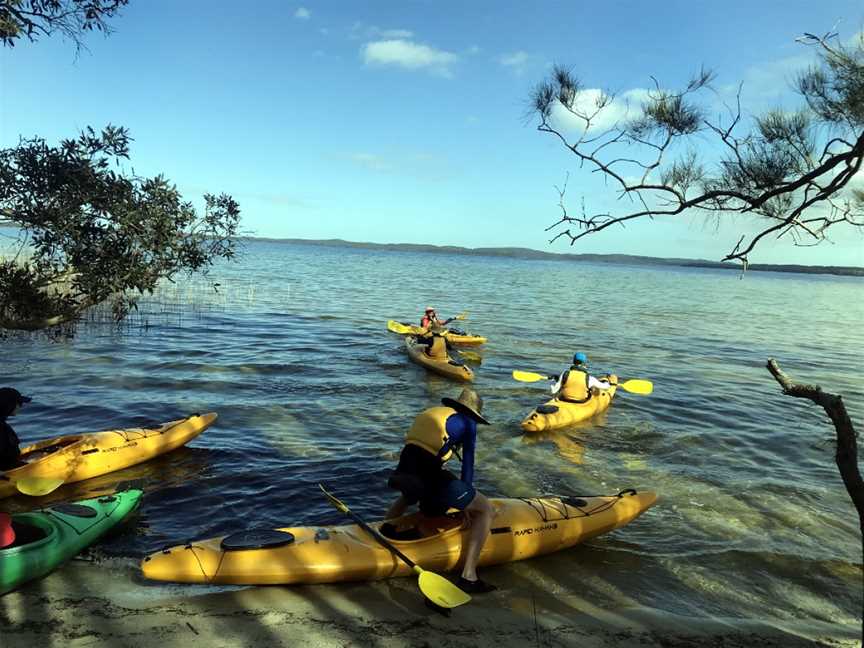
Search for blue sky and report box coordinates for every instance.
[1,1,862,265]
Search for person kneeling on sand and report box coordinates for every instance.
[0,388,31,471]
[384,387,497,594]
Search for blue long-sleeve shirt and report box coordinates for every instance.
[436,411,477,485]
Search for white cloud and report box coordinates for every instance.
[379,29,413,39]
[339,151,449,180]
[363,39,458,77]
[550,88,651,133]
[342,153,391,172]
[295,7,310,20]
[499,50,531,75]
[351,22,414,40]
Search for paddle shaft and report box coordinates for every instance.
[342,507,419,570]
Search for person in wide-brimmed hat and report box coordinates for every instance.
[384,387,497,594]
[0,388,31,471]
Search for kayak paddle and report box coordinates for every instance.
[457,350,482,364]
[511,371,653,395]
[387,320,414,335]
[318,483,471,609]
[0,512,14,549]
[16,476,67,497]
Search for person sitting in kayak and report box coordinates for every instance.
[551,352,611,402]
[0,388,31,471]
[384,387,497,594]
[420,307,456,330]
[415,329,451,360]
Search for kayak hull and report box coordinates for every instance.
[405,337,474,382]
[521,377,618,432]
[0,490,142,594]
[0,413,217,499]
[141,489,657,585]
[387,320,486,346]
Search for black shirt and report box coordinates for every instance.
[0,419,21,471]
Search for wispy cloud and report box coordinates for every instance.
[350,22,414,40]
[499,50,532,76]
[363,39,458,77]
[341,152,392,172]
[294,7,310,20]
[339,151,450,180]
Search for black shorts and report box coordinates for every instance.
[389,445,476,516]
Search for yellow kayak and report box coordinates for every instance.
[405,337,474,382]
[0,413,217,499]
[386,320,487,346]
[141,489,657,584]
[521,376,618,433]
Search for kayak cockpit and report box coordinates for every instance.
[20,436,84,463]
[0,516,55,552]
[380,511,465,542]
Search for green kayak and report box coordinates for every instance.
[0,489,142,595]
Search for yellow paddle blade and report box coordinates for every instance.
[16,477,66,497]
[458,350,482,363]
[618,379,653,395]
[416,568,472,608]
[453,311,468,321]
[386,320,414,335]
[512,370,549,383]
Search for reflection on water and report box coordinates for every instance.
[2,240,862,629]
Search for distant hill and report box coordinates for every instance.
[240,237,864,277]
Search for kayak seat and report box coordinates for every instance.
[221,529,295,551]
[417,513,464,538]
[5,521,48,549]
[52,503,98,518]
[380,522,422,541]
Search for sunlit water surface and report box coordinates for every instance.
[1,240,861,629]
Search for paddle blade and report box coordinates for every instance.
[318,483,349,513]
[16,477,65,497]
[417,569,471,608]
[453,311,468,321]
[512,370,548,383]
[619,379,653,395]
[387,320,412,335]
[458,350,482,364]
[0,512,14,549]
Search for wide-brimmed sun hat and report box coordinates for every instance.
[425,306,435,313]
[442,387,490,425]
[0,387,31,418]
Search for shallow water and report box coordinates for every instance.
[1,240,862,628]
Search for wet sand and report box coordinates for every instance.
[1,561,857,648]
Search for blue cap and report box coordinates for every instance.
[573,352,588,365]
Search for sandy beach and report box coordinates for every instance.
[1,559,857,648]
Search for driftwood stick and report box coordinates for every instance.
[766,358,863,638]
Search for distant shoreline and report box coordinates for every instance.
[241,236,864,277]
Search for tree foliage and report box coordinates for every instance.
[0,0,127,50]
[0,126,241,330]
[530,30,864,266]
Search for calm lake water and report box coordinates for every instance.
[2,239,862,630]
